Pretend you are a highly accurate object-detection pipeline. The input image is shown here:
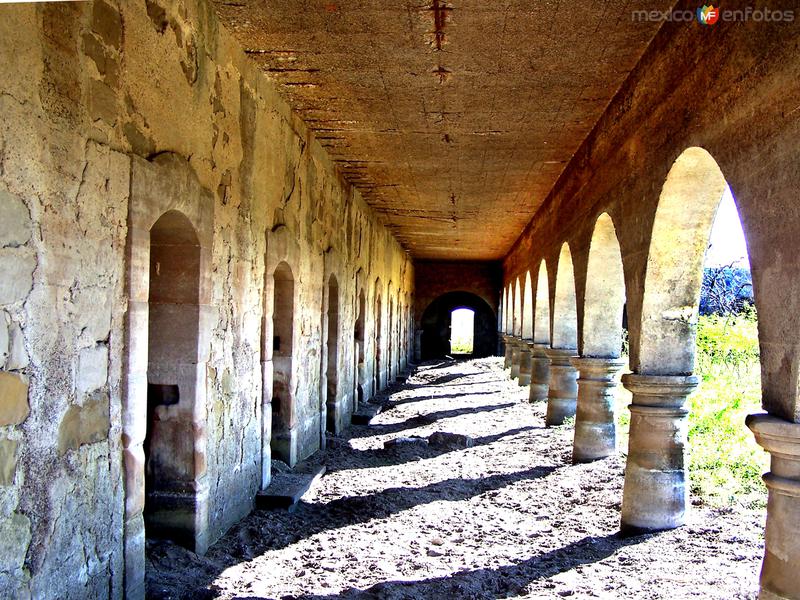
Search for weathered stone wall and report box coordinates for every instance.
[413,261,500,360]
[413,261,500,326]
[0,1,413,597]
[502,6,800,420]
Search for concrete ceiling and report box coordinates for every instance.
[212,0,673,260]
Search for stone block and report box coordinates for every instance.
[77,344,108,397]
[58,391,111,455]
[0,371,29,426]
[0,438,18,485]
[92,0,122,49]
[0,512,31,572]
[0,311,8,367]
[0,248,35,305]
[0,190,31,248]
[89,78,117,125]
[6,321,27,370]
[74,286,113,343]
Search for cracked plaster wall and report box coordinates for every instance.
[0,1,413,597]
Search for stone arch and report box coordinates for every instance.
[123,154,215,596]
[513,278,522,336]
[620,147,746,533]
[582,213,626,357]
[552,244,578,350]
[270,261,295,464]
[534,261,551,344]
[420,291,497,359]
[373,278,383,394]
[522,271,534,340]
[388,282,395,382]
[144,210,205,549]
[324,274,340,433]
[262,224,303,470]
[636,147,729,374]
[354,283,366,406]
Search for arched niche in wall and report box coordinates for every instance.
[387,282,395,382]
[353,278,367,407]
[373,278,383,394]
[420,291,498,360]
[263,224,304,469]
[123,154,215,598]
[325,274,340,433]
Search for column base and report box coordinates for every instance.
[544,348,578,427]
[502,335,513,370]
[571,357,625,463]
[510,337,522,379]
[747,413,800,600]
[528,343,550,402]
[518,343,533,386]
[620,373,697,532]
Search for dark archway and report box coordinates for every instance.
[420,291,497,360]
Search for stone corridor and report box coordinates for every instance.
[148,358,764,599]
[2,2,800,597]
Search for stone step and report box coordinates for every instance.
[351,402,382,425]
[255,460,326,511]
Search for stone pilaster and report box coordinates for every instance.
[543,348,578,426]
[747,413,800,600]
[620,373,698,533]
[571,357,625,463]
[528,342,550,402]
[510,337,522,380]
[518,342,533,386]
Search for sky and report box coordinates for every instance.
[705,185,750,268]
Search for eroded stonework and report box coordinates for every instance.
[0,1,412,598]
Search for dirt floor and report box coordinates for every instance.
[147,358,766,599]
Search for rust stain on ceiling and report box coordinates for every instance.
[212,0,672,260]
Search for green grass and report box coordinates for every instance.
[690,311,767,507]
[616,310,768,508]
[451,341,474,354]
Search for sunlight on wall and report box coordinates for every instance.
[451,308,475,354]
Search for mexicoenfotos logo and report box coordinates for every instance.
[633,5,795,23]
[697,5,720,26]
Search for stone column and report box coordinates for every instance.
[620,373,698,533]
[503,335,513,370]
[571,357,626,463]
[518,342,533,386]
[544,348,578,426]
[747,413,800,600]
[528,342,550,402]
[510,338,522,380]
